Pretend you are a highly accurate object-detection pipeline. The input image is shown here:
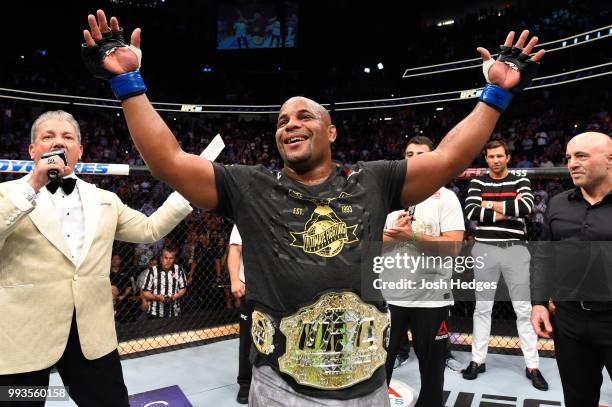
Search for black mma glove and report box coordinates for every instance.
[480,45,541,112]
[81,28,146,100]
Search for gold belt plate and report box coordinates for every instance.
[278,291,389,389]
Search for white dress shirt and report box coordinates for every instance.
[47,174,85,264]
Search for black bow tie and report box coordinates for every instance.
[47,178,77,195]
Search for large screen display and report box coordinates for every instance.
[216,2,298,50]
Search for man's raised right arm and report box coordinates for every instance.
[121,95,218,209]
[82,10,218,209]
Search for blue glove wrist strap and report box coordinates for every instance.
[479,84,513,112]
[110,71,147,100]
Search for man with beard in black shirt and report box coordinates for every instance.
[531,132,612,407]
[81,10,544,405]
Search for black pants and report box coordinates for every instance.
[398,333,410,359]
[0,312,129,407]
[385,305,449,407]
[238,299,254,389]
[554,302,612,407]
[397,328,454,360]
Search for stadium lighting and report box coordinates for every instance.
[436,19,455,27]
[377,63,384,70]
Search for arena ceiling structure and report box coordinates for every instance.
[2,0,611,111]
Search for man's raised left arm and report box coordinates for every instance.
[401,30,545,206]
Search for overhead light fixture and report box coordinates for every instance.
[364,67,371,74]
[436,19,455,27]
[377,62,384,70]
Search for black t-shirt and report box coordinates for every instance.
[532,189,612,303]
[213,160,406,313]
[212,160,406,398]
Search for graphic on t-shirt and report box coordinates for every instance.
[288,189,359,258]
[413,216,439,236]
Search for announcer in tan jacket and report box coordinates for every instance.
[0,110,193,406]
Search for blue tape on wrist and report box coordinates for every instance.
[109,71,147,100]
[479,84,513,112]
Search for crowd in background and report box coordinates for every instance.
[1,94,609,323]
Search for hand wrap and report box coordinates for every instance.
[480,45,541,111]
[81,28,146,100]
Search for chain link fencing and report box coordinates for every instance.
[0,168,574,359]
[100,175,239,359]
[446,174,575,357]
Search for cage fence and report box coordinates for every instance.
[0,166,572,359]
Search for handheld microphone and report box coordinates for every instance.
[40,149,67,181]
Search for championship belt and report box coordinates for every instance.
[251,310,276,355]
[252,291,390,390]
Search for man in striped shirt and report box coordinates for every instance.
[142,248,188,318]
[462,140,548,391]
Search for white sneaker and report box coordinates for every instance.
[445,356,463,372]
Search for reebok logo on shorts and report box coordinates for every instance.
[435,321,449,340]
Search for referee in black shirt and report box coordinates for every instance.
[531,132,612,407]
[463,140,548,390]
